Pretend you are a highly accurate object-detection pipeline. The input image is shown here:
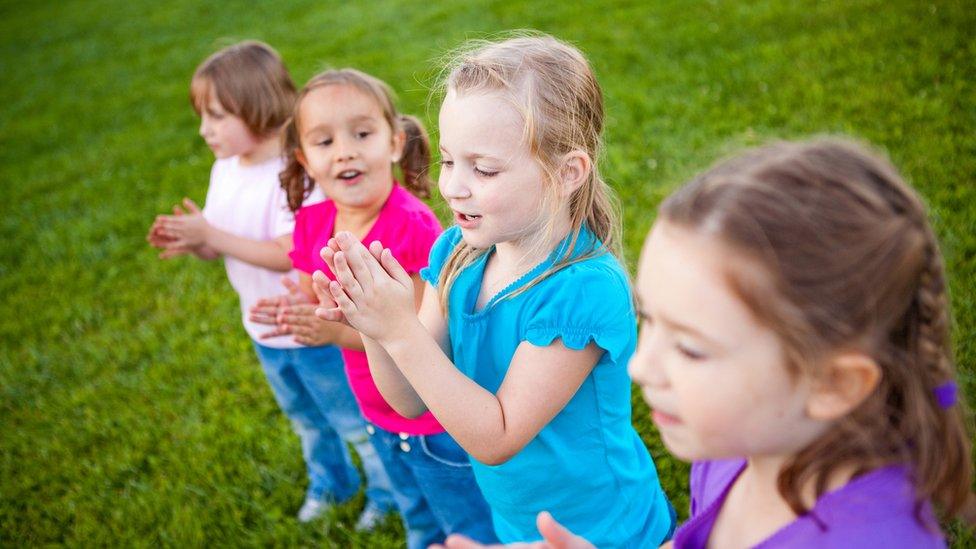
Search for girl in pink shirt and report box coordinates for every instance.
[264,68,495,549]
[147,42,394,526]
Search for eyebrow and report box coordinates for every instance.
[636,304,722,347]
[303,116,379,135]
[437,145,502,162]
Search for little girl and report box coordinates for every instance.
[316,36,676,547]
[437,141,976,549]
[269,68,496,549]
[639,139,975,547]
[146,41,394,526]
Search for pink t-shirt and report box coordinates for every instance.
[289,182,444,435]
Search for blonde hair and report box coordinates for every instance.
[660,138,975,526]
[189,40,296,138]
[435,33,622,311]
[280,68,432,211]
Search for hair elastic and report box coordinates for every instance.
[933,381,958,409]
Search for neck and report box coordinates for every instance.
[333,182,393,238]
[741,452,858,513]
[239,131,283,166]
[494,209,574,272]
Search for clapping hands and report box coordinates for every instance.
[313,231,416,345]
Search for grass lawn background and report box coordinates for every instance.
[1,0,974,546]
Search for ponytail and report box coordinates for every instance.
[397,114,432,199]
[279,116,313,212]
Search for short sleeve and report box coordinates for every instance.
[393,212,443,274]
[288,206,316,274]
[522,258,637,366]
[420,225,464,286]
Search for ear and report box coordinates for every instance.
[556,150,591,197]
[806,352,881,421]
[391,129,406,163]
[295,147,309,170]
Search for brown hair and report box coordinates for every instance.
[660,138,975,526]
[280,69,432,211]
[435,33,621,311]
[190,40,296,138]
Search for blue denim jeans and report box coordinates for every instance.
[367,426,497,548]
[252,342,395,511]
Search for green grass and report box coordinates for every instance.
[1,0,974,546]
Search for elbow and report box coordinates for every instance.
[389,400,428,420]
[473,445,518,466]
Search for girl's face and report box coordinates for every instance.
[199,96,261,161]
[437,89,548,251]
[629,221,826,462]
[296,85,402,210]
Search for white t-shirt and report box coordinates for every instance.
[202,155,322,348]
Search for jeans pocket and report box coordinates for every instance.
[419,433,471,468]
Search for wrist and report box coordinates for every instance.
[201,221,214,247]
[376,317,425,355]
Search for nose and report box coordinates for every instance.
[439,167,471,200]
[628,325,669,390]
[198,116,209,138]
[333,134,357,162]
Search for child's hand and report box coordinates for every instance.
[328,231,415,344]
[430,512,594,549]
[250,277,313,339]
[277,303,343,346]
[155,198,209,248]
[147,202,187,248]
[312,269,346,325]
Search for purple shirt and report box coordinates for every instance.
[673,459,945,548]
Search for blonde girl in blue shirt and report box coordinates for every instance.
[313,34,675,547]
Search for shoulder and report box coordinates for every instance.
[689,459,745,517]
[419,225,463,286]
[384,185,441,229]
[207,157,236,187]
[294,200,334,230]
[528,250,633,319]
[805,466,946,547]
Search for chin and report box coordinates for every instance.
[457,229,494,250]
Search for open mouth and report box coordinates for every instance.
[457,212,481,222]
[337,169,363,181]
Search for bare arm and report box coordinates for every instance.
[153,198,292,271]
[360,280,450,418]
[328,233,602,465]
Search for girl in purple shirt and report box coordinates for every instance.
[631,139,973,548]
[436,139,975,549]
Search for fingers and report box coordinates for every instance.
[440,534,481,549]
[314,305,345,323]
[172,204,186,215]
[329,279,359,320]
[368,240,384,261]
[159,247,189,259]
[259,325,291,339]
[319,237,340,273]
[335,233,375,289]
[281,276,300,295]
[537,511,592,549]
[380,247,413,287]
[333,251,366,304]
[439,534,511,549]
[183,197,202,214]
[277,304,317,327]
[312,270,337,308]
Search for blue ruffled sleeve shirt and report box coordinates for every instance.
[420,225,675,548]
